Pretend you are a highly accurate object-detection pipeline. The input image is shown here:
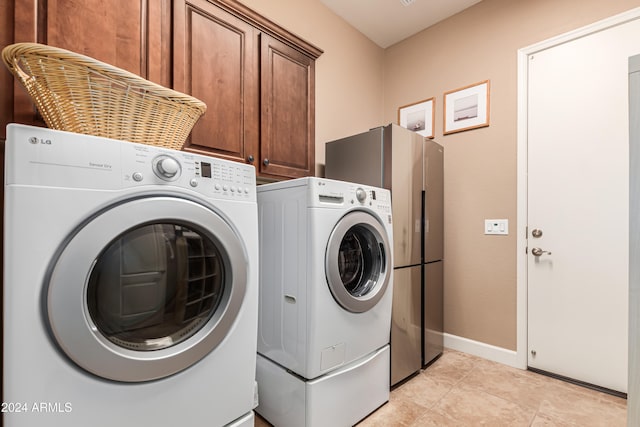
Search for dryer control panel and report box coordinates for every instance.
[6,124,256,202]
[122,143,256,202]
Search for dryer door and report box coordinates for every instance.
[46,196,249,382]
[325,210,391,313]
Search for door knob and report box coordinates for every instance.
[531,247,552,256]
[247,155,254,163]
[263,158,270,166]
[531,228,543,238]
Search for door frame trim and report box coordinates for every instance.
[515,6,640,370]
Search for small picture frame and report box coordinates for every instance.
[443,80,490,135]
[398,97,435,138]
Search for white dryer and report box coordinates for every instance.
[2,124,259,427]
[255,177,393,427]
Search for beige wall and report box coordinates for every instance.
[384,0,640,350]
[243,0,640,351]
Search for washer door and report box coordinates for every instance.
[47,197,249,382]
[325,211,391,313]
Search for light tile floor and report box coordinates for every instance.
[255,349,627,426]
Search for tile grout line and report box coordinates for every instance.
[417,356,483,424]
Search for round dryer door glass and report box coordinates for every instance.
[87,223,225,351]
[326,211,391,313]
[47,197,248,382]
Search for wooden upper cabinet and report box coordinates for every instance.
[16,0,171,83]
[173,0,259,165]
[173,0,323,180]
[3,0,322,180]
[260,33,315,179]
[39,0,146,74]
[1,0,14,140]
[8,0,171,128]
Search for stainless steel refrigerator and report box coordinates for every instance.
[325,123,444,386]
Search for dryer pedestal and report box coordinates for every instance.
[256,345,389,427]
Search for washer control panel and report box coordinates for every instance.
[355,187,367,203]
[310,177,392,219]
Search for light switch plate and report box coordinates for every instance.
[485,219,508,235]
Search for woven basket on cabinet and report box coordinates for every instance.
[2,42,206,150]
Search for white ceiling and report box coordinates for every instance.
[320,0,483,48]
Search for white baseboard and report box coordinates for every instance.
[443,333,524,369]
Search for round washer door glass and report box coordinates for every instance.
[326,211,391,313]
[47,197,248,382]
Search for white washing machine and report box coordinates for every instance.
[255,177,393,427]
[2,124,259,427]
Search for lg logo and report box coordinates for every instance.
[29,137,52,145]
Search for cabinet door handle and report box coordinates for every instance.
[247,155,254,163]
[263,158,270,166]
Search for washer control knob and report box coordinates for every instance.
[155,156,180,178]
[189,179,198,187]
[356,188,367,203]
[132,172,143,182]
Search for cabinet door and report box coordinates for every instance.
[1,0,13,140]
[260,34,315,178]
[173,0,259,165]
[9,0,170,128]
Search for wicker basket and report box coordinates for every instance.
[2,43,206,150]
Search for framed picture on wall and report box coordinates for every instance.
[398,97,435,138]
[443,80,490,134]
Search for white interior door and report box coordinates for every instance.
[527,18,640,393]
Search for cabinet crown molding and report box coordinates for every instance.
[210,0,323,59]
